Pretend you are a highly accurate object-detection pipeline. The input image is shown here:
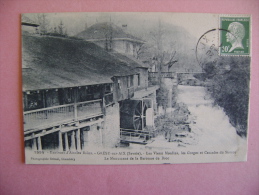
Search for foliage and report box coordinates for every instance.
[156,85,178,109]
[33,14,68,37]
[203,56,250,137]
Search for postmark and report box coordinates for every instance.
[196,29,220,70]
[219,16,250,56]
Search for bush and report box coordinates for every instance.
[203,56,250,137]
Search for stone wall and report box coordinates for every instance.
[102,103,120,148]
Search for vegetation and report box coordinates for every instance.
[202,56,250,137]
[33,14,68,37]
[156,85,178,110]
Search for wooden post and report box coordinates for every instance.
[74,103,78,120]
[141,99,144,130]
[23,93,28,111]
[74,88,78,120]
[58,131,63,151]
[37,137,42,150]
[102,96,106,116]
[42,90,46,108]
[151,99,154,127]
[99,123,103,147]
[32,133,37,150]
[71,131,76,150]
[101,85,106,115]
[64,132,69,151]
[82,128,88,150]
[168,89,172,112]
[76,129,81,150]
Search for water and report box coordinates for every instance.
[176,85,246,150]
[131,85,246,152]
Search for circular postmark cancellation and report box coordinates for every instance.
[196,28,224,71]
[196,16,251,73]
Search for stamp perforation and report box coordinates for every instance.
[219,15,251,56]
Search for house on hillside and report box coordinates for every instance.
[76,22,145,58]
[22,34,159,151]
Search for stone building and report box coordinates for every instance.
[76,22,144,58]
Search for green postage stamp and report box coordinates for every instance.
[220,16,251,56]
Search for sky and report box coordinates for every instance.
[23,12,221,71]
[24,12,218,39]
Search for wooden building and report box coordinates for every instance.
[22,33,158,150]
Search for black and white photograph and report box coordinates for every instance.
[22,12,251,164]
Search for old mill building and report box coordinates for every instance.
[22,24,159,151]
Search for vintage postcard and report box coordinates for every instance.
[22,12,251,164]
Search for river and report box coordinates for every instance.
[131,85,246,152]
[177,85,246,150]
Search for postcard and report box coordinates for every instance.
[22,12,251,164]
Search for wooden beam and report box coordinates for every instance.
[70,131,76,150]
[58,131,63,151]
[37,137,42,150]
[141,99,144,130]
[24,128,60,141]
[32,133,37,150]
[76,129,81,151]
[64,132,69,151]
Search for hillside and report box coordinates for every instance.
[138,23,202,72]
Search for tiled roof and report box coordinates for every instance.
[22,35,145,91]
[76,22,144,43]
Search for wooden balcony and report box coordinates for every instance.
[23,99,103,131]
[104,92,114,106]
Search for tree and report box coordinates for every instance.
[58,20,65,35]
[149,20,178,74]
[135,43,149,59]
[203,56,250,137]
[149,20,166,86]
[34,13,50,35]
[53,26,58,34]
[165,51,178,72]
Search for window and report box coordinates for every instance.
[125,42,130,53]
[137,74,140,86]
[118,79,121,89]
[127,76,133,88]
[25,91,43,111]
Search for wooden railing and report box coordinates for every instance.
[148,72,176,78]
[104,92,114,106]
[120,128,158,144]
[23,99,102,131]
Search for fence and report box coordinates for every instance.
[24,99,102,131]
[148,72,176,78]
[120,128,158,144]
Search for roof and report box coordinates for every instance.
[76,22,144,43]
[22,35,146,91]
[110,52,149,69]
[21,15,39,27]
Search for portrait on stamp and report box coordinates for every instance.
[226,22,245,52]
